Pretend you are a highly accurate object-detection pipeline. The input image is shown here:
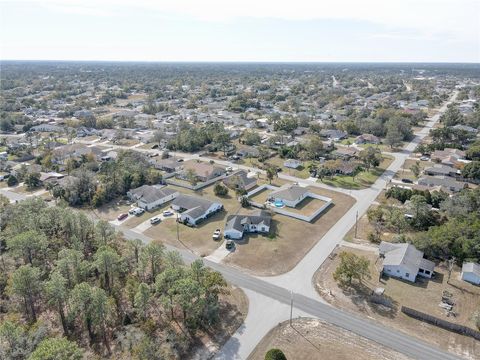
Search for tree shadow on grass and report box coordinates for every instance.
[339,280,398,319]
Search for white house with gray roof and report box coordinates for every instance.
[171,194,223,225]
[128,185,178,211]
[269,184,309,208]
[224,210,271,239]
[379,242,435,283]
[461,262,480,285]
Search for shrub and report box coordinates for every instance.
[213,182,228,197]
[7,175,18,187]
[265,348,287,360]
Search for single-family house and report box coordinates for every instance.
[222,170,257,191]
[224,210,272,239]
[424,164,459,177]
[332,147,358,160]
[179,162,225,183]
[269,185,309,208]
[431,148,466,167]
[320,129,348,141]
[284,159,303,169]
[171,194,223,225]
[151,158,182,173]
[461,262,480,285]
[128,185,178,211]
[379,242,435,282]
[453,124,478,134]
[417,176,467,193]
[355,134,380,145]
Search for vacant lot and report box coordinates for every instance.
[94,199,133,221]
[322,155,394,190]
[191,286,248,360]
[314,247,480,359]
[224,187,355,276]
[248,318,410,360]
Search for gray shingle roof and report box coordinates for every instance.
[130,185,176,204]
[270,185,308,202]
[379,242,434,275]
[225,210,271,232]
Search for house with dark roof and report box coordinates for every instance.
[128,185,178,211]
[355,134,380,145]
[424,164,459,177]
[222,170,257,191]
[417,176,467,193]
[320,129,347,141]
[171,194,223,225]
[224,210,271,239]
[379,242,435,282]
[269,185,309,208]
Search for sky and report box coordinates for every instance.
[0,0,479,62]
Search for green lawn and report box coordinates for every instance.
[321,155,394,190]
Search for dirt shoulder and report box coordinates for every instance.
[313,246,480,359]
[248,318,411,360]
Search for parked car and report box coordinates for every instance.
[420,156,430,161]
[150,216,161,224]
[117,213,128,221]
[212,229,221,240]
[226,166,233,172]
[149,152,158,158]
[401,178,413,184]
[225,240,235,250]
[176,158,184,162]
[130,207,144,216]
[163,210,174,216]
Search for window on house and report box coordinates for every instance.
[396,270,400,273]
[424,270,430,275]
[406,273,410,277]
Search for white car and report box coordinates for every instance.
[131,208,144,216]
[226,166,233,172]
[150,216,161,224]
[163,210,174,216]
[212,229,221,240]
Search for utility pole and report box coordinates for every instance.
[176,212,180,242]
[290,290,294,327]
[355,210,359,238]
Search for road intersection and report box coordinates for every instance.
[3,91,463,359]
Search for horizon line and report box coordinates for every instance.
[1,59,479,65]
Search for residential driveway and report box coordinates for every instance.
[130,210,179,234]
[205,241,233,263]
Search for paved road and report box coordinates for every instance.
[11,91,463,359]
[117,226,461,360]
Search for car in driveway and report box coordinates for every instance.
[420,156,430,161]
[212,229,221,240]
[401,178,414,184]
[226,166,233,172]
[163,210,174,217]
[117,213,128,221]
[129,207,145,216]
[225,240,235,250]
[150,216,161,225]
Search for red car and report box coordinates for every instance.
[117,213,128,221]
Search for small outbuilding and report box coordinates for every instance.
[461,262,480,285]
